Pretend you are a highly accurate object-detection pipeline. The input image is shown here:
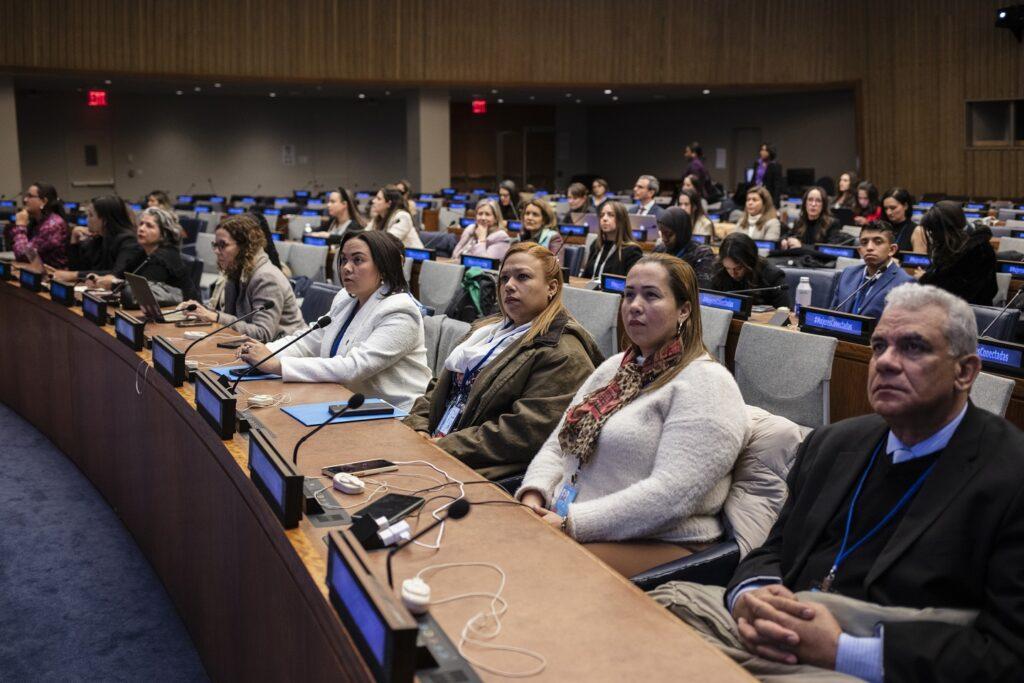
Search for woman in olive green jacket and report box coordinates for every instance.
[404,242,604,480]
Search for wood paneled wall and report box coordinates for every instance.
[2,0,1021,195]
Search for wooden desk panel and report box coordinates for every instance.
[0,281,749,682]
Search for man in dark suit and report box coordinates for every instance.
[653,283,1024,681]
[629,174,664,220]
[829,221,915,318]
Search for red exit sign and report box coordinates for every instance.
[88,90,108,107]
[471,99,486,115]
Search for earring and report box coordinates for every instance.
[676,319,684,336]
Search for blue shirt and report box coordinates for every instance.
[728,404,969,682]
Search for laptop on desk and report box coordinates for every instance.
[125,273,187,323]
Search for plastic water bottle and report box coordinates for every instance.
[795,276,813,315]
[304,222,312,234]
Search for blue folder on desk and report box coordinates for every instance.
[282,399,407,427]
[210,365,282,382]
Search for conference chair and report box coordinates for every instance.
[734,323,837,429]
[286,243,328,282]
[561,286,620,358]
[779,266,840,309]
[178,217,201,246]
[193,232,222,294]
[435,317,471,376]
[299,282,340,322]
[402,258,413,284]
[994,272,1011,306]
[422,314,446,376]
[999,235,1024,253]
[180,253,204,293]
[970,372,1015,417]
[700,305,733,363]
[420,231,457,257]
[562,245,585,278]
[580,233,599,273]
[418,261,465,314]
[973,304,1019,342]
[834,256,862,270]
[840,225,861,240]
[197,211,222,233]
[287,215,323,241]
[438,207,464,229]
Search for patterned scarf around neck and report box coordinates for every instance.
[558,337,683,466]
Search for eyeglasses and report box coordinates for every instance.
[212,241,232,250]
[23,192,40,199]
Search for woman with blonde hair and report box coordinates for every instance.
[580,201,642,280]
[184,213,304,341]
[517,253,747,576]
[405,242,603,480]
[451,198,511,260]
[736,186,781,241]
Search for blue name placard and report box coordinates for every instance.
[978,338,1024,377]
[19,268,43,292]
[1011,230,1024,239]
[227,207,244,214]
[900,252,931,267]
[114,310,145,351]
[506,221,522,232]
[0,261,11,280]
[301,209,319,217]
[194,371,236,439]
[965,203,984,210]
[210,196,225,204]
[82,293,107,325]
[418,194,433,201]
[177,195,193,203]
[601,274,626,293]
[275,198,289,206]
[998,261,1024,279]
[264,208,281,216]
[449,203,466,210]
[917,202,934,209]
[294,191,310,198]
[241,196,256,203]
[700,292,743,312]
[799,306,875,344]
[804,310,863,336]
[691,234,709,244]
[404,247,435,261]
[964,212,981,220]
[459,217,475,228]
[151,336,186,387]
[77,216,89,226]
[129,203,142,211]
[355,192,372,199]
[303,235,327,246]
[415,201,430,209]
[559,224,585,237]
[755,240,778,251]
[816,244,857,258]
[49,279,75,306]
[441,188,456,196]
[453,194,469,201]
[0,199,14,207]
[632,229,647,241]
[461,255,497,270]
[248,429,303,529]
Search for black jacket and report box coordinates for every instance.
[125,246,202,302]
[920,227,997,305]
[710,261,788,308]
[749,160,784,207]
[729,405,1024,681]
[675,241,715,289]
[69,231,143,278]
[892,219,917,255]
[580,242,643,279]
[788,217,850,246]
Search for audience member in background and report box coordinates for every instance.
[183,214,304,341]
[561,182,591,222]
[881,187,927,254]
[683,142,717,201]
[677,187,714,238]
[781,186,847,249]
[853,181,882,225]
[581,201,643,280]
[452,199,511,260]
[736,186,782,242]
[656,207,714,287]
[711,233,789,309]
[517,253,747,576]
[369,186,423,249]
[51,195,142,282]
[652,283,1024,682]
[311,186,365,242]
[590,178,611,214]
[238,231,431,411]
[832,171,858,210]
[631,175,664,219]
[146,190,173,212]
[405,242,603,480]
[498,179,521,221]
[520,198,564,262]
[393,179,419,215]
[10,182,69,270]
[246,209,286,272]
[917,201,997,305]
[681,174,710,214]
[86,207,202,305]
[829,221,915,318]
[749,143,783,207]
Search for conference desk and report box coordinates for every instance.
[0,278,749,682]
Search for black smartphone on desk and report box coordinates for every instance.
[352,493,424,526]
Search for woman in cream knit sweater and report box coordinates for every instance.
[517,253,747,575]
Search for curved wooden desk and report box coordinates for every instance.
[0,281,749,682]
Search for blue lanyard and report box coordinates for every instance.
[457,322,518,395]
[819,436,938,592]
[329,302,361,357]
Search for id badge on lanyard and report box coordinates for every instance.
[434,390,467,438]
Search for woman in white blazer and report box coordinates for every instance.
[369,186,424,250]
[237,231,432,411]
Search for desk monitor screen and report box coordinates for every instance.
[264,208,281,216]
[404,247,435,262]
[240,196,255,203]
[19,268,42,292]
[448,203,466,211]
[151,336,186,387]
[0,261,11,281]
[754,240,779,252]
[799,306,875,345]
[49,279,75,306]
[691,233,709,245]
[459,217,475,228]
[698,289,752,320]
[355,192,372,200]
[227,207,244,215]
[274,198,289,206]
[997,260,1024,279]
[77,215,89,226]
[114,310,145,352]
[301,209,320,217]
[415,201,430,210]
[917,201,934,209]
[209,196,225,204]
[977,338,1024,377]
[453,194,469,201]
[965,203,985,211]
[964,212,982,220]
[82,292,108,326]
[1011,230,1024,239]
[441,188,456,196]
[270,232,283,242]
[631,229,648,241]
[294,190,310,199]
[0,199,14,207]
[461,255,498,270]
[899,252,931,267]
[302,235,328,247]
[129,203,143,212]
[816,244,857,259]
[194,371,236,440]
[506,220,522,233]
[534,189,549,197]
[418,194,433,201]
[176,195,193,204]
[248,429,303,529]
[601,274,627,293]
[326,531,418,682]
[559,224,586,237]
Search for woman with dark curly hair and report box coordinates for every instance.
[183,213,304,341]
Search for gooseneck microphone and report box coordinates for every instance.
[980,287,1024,338]
[729,284,789,295]
[834,269,884,311]
[291,393,365,465]
[386,498,471,588]
[227,314,332,392]
[182,302,275,356]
